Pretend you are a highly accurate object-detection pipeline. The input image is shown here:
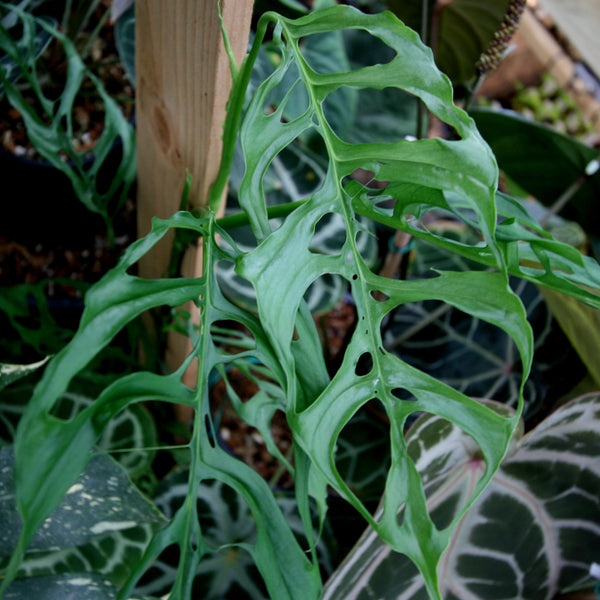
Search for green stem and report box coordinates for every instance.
[217,199,308,231]
[206,15,272,214]
[80,7,111,61]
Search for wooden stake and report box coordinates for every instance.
[135,1,254,419]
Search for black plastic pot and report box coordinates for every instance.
[1,141,126,248]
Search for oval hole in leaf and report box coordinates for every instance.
[263,62,310,122]
[370,290,390,302]
[126,541,179,593]
[149,475,266,597]
[325,86,421,144]
[355,351,373,376]
[310,212,347,256]
[215,258,259,313]
[304,273,348,314]
[262,142,328,211]
[209,320,257,355]
[205,414,216,448]
[334,399,391,506]
[391,388,416,402]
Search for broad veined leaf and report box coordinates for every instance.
[470,106,600,236]
[322,392,600,600]
[135,473,332,600]
[0,447,165,589]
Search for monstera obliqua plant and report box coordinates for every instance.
[2,4,600,600]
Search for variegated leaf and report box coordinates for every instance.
[135,473,332,600]
[323,393,600,600]
[3,573,157,600]
[0,448,165,587]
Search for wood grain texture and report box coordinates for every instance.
[135,1,253,403]
[136,0,253,279]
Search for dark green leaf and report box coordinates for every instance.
[470,107,600,236]
[323,393,600,599]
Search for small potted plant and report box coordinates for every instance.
[0,0,136,246]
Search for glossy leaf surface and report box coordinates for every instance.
[0,447,164,589]
[323,393,600,600]
[5,6,600,600]
[470,107,600,236]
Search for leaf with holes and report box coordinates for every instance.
[0,4,136,234]
[135,473,332,600]
[221,141,376,314]
[382,230,585,417]
[322,392,600,600]
[5,5,600,600]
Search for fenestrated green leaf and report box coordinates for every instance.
[7,5,600,600]
[135,473,332,600]
[221,141,376,315]
[0,3,136,236]
[323,392,600,600]
[354,185,600,310]
[0,8,54,93]
[382,231,585,417]
[234,7,531,598]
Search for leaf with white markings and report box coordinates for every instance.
[323,392,600,600]
[4,5,600,600]
[2,572,156,600]
[0,447,165,589]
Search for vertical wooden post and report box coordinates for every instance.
[135,1,254,414]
